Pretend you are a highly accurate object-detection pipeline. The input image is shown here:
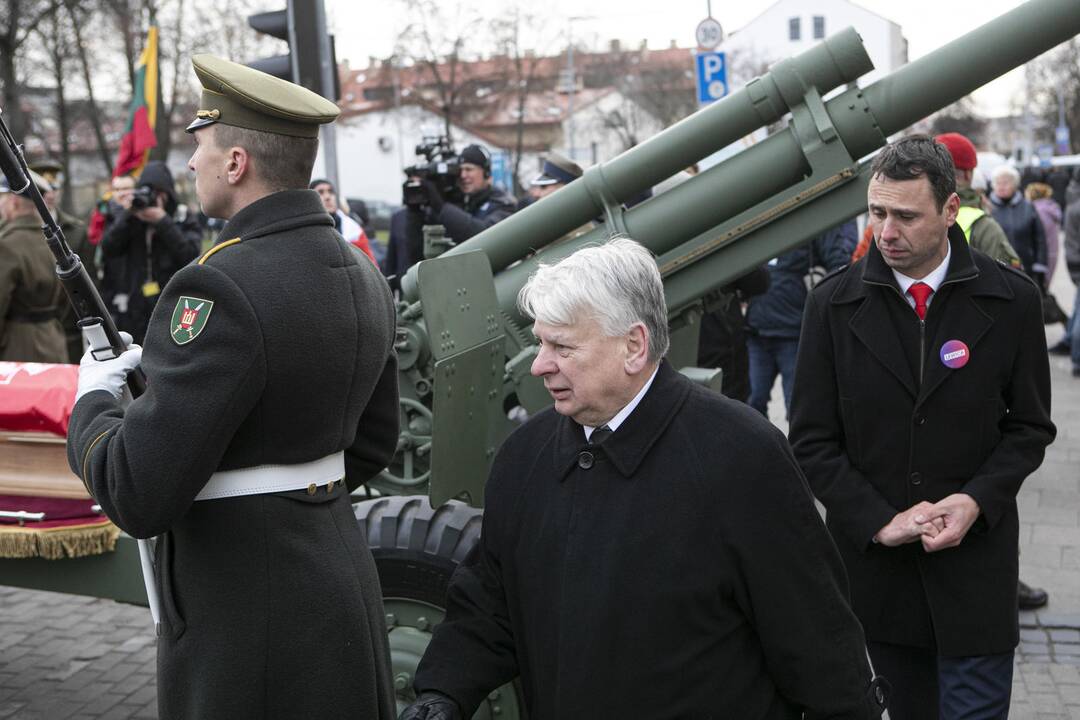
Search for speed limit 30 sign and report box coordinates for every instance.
[696,17,724,49]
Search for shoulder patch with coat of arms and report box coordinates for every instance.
[170,296,214,345]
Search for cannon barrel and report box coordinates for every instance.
[470,0,1080,323]
[400,27,874,296]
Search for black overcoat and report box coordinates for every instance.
[67,190,399,720]
[415,362,883,719]
[790,227,1056,657]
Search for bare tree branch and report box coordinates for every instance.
[66,0,113,176]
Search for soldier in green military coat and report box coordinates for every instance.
[66,56,399,719]
[31,160,98,362]
[0,173,67,362]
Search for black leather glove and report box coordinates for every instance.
[420,179,445,213]
[398,691,462,720]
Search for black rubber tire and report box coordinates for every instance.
[354,495,526,719]
[354,495,483,606]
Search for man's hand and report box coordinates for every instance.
[919,494,981,552]
[398,691,462,720]
[873,502,945,547]
[420,179,445,212]
[76,331,142,402]
[133,194,167,224]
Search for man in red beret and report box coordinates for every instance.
[935,133,1021,269]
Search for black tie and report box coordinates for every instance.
[589,425,613,445]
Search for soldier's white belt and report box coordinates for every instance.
[194,452,346,501]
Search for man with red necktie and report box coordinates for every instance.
[790,135,1056,720]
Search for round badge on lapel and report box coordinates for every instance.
[940,339,970,369]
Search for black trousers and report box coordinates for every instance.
[868,641,1013,720]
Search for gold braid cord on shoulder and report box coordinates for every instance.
[199,237,242,265]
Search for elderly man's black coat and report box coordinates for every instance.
[415,362,884,719]
[67,191,399,720]
[789,227,1056,657]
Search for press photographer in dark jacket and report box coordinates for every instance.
[387,144,517,280]
[99,161,202,342]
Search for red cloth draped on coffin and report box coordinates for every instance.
[0,363,119,558]
[0,362,78,436]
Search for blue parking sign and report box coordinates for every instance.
[490,150,511,192]
[695,51,727,105]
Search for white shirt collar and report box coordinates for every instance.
[583,364,660,441]
[891,242,951,308]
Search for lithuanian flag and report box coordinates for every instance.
[89,26,158,245]
[114,26,158,179]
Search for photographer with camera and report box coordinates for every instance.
[386,140,516,280]
[99,161,202,343]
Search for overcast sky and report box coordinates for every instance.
[324,0,1032,116]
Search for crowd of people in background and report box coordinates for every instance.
[3,131,1078,384]
[359,127,1076,427]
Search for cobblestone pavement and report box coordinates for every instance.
[1008,268,1080,719]
[0,589,156,719]
[2,277,1079,718]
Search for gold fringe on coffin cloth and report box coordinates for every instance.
[0,520,120,559]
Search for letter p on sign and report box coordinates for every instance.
[695,51,728,105]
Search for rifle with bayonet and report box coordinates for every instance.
[0,107,145,394]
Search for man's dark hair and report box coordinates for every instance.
[870,134,957,211]
[213,124,319,192]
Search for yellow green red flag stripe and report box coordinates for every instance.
[114,26,159,179]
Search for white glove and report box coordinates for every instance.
[76,331,143,402]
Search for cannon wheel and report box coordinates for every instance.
[354,496,525,719]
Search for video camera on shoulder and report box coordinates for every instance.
[403,135,461,208]
[130,185,157,210]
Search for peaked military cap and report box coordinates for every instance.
[186,54,340,139]
[29,159,64,184]
[531,152,584,187]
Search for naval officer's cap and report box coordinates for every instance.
[185,54,340,139]
[531,152,584,187]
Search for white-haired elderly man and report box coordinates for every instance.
[400,237,888,720]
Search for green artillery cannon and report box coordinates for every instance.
[2,0,1079,716]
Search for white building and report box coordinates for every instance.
[720,0,907,88]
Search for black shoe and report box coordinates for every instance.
[1073,366,1080,378]
[1019,580,1049,610]
[1050,341,1072,356]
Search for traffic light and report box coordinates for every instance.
[247,0,338,100]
